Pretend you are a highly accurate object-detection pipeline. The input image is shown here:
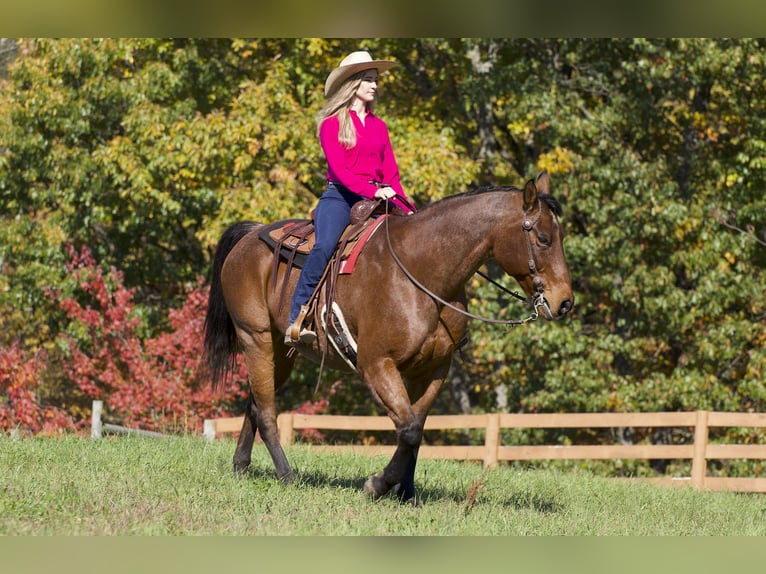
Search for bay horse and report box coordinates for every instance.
[203,170,573,503]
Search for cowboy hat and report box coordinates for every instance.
[324,50,397,97]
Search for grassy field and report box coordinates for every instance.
[1,434,765,535]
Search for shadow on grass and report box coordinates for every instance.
[238,462,564,513]
[503,491,564,514]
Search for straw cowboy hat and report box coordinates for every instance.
[324,50,397,97]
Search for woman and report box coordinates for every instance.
[286,50,416,345]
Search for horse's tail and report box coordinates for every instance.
[203,221,261,390]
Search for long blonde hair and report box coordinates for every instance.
[316,71,374,149]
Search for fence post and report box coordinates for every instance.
[483,413,501,468]
[278,413,295,446]
[91,400,103,439]
[691,410,709,489]
[203,419,216,442]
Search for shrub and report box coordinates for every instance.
[53,245,248,434]
[0,341,75,436]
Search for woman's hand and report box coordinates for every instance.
[373,186,397,200]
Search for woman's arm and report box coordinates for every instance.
[379,121,416,212]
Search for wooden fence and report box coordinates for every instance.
[90,400,168,439]
[203,410,766,493]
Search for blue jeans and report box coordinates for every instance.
[288,184,361,324]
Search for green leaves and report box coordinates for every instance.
[443,39,765,430]
[1,39,764,448]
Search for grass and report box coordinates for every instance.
[1,434,765,535]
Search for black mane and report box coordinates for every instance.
[421,185,563,216]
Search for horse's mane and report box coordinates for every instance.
[419,185,563,217]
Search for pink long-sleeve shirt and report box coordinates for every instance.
[320,109,414,212]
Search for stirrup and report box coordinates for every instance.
[284,327,317,346]
[285,305,316,345]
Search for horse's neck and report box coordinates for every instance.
[395,194,511,295]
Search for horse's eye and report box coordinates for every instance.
[537,233,551,247]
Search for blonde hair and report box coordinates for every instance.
[316,71,375,149]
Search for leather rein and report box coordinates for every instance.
[381,199,548,326]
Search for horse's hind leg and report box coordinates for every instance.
[233,391,257,474]
[232,326,296,482]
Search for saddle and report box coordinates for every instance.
[258,199,399,262]
[257,199,400,338]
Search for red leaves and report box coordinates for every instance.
[5,244,249,436]
[0,342,75,436]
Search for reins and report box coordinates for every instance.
[381,200,546,326]
[476,270,528,303]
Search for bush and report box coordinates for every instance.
[50,245,249,434]
[0,341,75,436]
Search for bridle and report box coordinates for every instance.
[382,198,549,326]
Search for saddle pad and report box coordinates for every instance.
[258,219,313,267]
[338,216,387,274]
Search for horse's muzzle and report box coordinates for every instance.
[536,293,573,320]
[557,298,573,317]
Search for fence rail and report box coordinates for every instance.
[90,400,168,439]
[203,410,766,493]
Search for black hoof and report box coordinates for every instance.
[277,470,295,484]
[396,483,418,506]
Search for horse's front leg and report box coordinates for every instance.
[363,419,423,501]
[360,358,423,501]
[394,449,420,504]
[394,363,451,503]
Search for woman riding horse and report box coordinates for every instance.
[204,166,573,504]
[286,50,416,346]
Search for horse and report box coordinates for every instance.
[203,170,573,503]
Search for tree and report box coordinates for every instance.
[462,39,766,427]
[1,38,764,465]
[52,245,249,433]
[0,340,75,436]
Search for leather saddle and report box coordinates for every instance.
[257,199,402,269]
[258,199,399,313]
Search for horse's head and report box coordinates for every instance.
[494,171,574,320]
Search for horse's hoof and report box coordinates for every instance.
[395,484,419,506]
[277,470,295,484]
[363,478,382,499]
[363,474,388,499]
[233,461,250,475]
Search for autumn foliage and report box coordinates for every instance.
[0,342,75,436]
[0,246,248,436]
[56,245,252,434]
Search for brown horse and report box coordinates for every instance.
[203,170,573,503]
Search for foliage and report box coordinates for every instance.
[452,39,766,428]
[0,341,75,436]
[51,246,248,433]
[0,39,764,465]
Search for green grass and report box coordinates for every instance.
[1,434,765,535]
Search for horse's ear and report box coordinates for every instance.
[535,170,551,195]
[523,178,538,210]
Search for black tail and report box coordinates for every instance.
[203,221,261,390]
